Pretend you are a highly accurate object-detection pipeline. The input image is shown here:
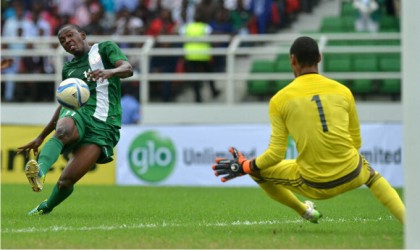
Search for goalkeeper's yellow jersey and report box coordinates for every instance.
[255,73,361,183]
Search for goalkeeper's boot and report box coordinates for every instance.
[28,200,52,216]
[302,200,322,223]
[24,159,45,192]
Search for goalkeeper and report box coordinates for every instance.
[213,36,405,224]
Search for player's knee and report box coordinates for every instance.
[55,123,76,144]
[57,178,74,190]
[369,166,376,177]
[366,169,382,187]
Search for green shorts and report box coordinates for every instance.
[59,108,120,164]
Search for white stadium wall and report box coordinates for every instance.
[116,123,404,188]
[1,101,402,125]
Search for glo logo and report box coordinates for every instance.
[128,131,176,182]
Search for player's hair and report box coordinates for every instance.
[57,24,86,37]
[290,36,320,67]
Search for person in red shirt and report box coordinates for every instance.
[146,8,176,36]
[147,8,178,102]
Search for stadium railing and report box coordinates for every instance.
[1,33,402,124]
[1,33,401,104]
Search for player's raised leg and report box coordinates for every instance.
[24,137,64,192]
[24,159,45,192]
[28,144,101,215]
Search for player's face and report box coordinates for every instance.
[58,28,86,56]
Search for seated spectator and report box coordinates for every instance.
[147,8,179,102]
[27,1,59,36]
[121,83,141,124]
[249,0,272,34]
[22,6,55,102]
[230,0,253,35]
[2,0,34,102]
[133,0,154,28]
[195,0,218,24]
[74,0,104,28]
[210,6,234,73]
[147,8,177,36]
[83,6,107,35]
[100,0,117,32]
[172,0,196,28]
[210,6,235,36]
[113,8,144,70]
[114,8,144,37]
[57,0,82,18]
[115,0,139,13]
[353,0,380,32]
[224,0,252,10]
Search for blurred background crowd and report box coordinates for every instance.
[1,0,400,105]
[1,0,320,103]
[2,0,313,37]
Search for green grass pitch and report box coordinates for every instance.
[1,184,403,248]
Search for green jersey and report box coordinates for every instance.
[61,41,128,128]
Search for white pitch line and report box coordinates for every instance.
[2,216,395,234]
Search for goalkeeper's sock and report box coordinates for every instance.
[258,182,308,216]
[45,183,74,210]
[37,137,63,177]
[367,172,405,224]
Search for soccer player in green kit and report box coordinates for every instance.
[17,24,133,215]
[213,36,405,224]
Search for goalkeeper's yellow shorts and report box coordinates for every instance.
[249,155,374,200]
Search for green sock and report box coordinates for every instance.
[37,137,63,177]
[45,184,74,210]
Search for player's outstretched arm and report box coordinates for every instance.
[212,147,258,182]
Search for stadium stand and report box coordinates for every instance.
[245,0,401,101]
[379,79,400,102]
[247,60,276,97]
[320,16,354,33]
[274,54,291,72]
[1,0,401,103]
[323,53,353,72]
[379,53,401,72]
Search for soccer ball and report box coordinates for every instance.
[56,78,90,110]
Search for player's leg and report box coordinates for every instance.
[204,61,220,98]
[364,156,405,224]
[256,181,322,223]
[193,62,204,103]
[250,160,321,223]
[25,116,80,192]
[28,144,101,215]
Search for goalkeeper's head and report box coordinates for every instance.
[289,36,321,77]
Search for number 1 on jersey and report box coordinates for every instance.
[311,95,329,132]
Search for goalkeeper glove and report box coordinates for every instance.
[212,147,254,182]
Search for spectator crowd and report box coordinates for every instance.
[1,0,319,103]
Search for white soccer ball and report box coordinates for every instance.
[56,78,90,110]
